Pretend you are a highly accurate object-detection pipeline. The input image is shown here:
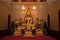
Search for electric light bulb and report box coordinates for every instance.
[32,5,36,9]
[21,5,25,9]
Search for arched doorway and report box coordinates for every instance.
[58,9,60,32]
[47,14,50,30]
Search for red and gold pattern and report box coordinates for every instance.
[21,0,37,2]
[12,0,46,2]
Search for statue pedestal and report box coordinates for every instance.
[13,26,22,36]
[36,29,44,36]
[24,31,33,37]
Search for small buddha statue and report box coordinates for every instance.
[40,19,44,29]
[35,18,40,29]
[14,19,19,28]
[19,18,23,26]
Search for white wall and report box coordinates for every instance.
[0,2,10,30]
[47,1,60,31]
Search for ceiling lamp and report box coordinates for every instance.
[21,5,25,9]
[32,5,36,9]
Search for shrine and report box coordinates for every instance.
[13,8,44,37]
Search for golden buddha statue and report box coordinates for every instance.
[24,8,33,24]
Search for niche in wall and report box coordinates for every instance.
[58,9,60,32]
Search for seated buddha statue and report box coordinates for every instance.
[14,19,19,28]
[24,11,33,24]
[39,19,44,29]
[35,18,40,29]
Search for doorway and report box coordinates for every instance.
[58,9,60,32]
[47,14,50,30]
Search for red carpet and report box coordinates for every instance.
[1,35,57,40]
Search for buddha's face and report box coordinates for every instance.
[35,18,39,24]
[15,19,19,22]
[36,21,39,24]
[19,18,22,21]
[26,11,31,16]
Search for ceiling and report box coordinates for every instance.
[0,0,60,2]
